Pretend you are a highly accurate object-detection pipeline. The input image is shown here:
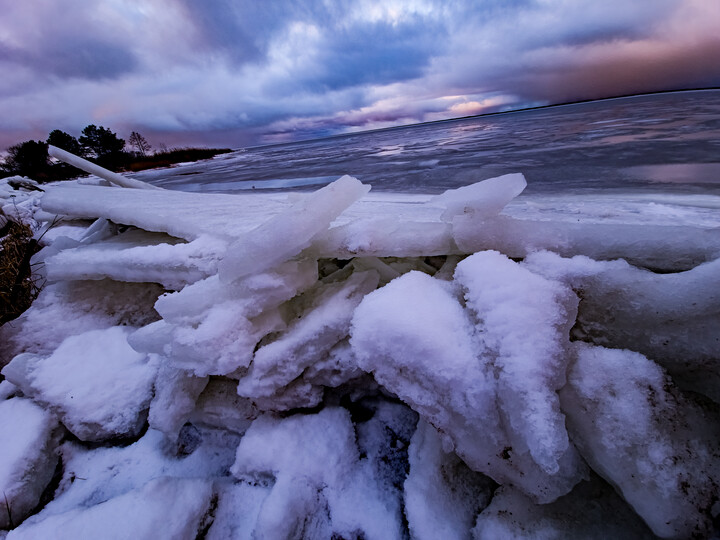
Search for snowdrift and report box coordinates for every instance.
[1,172,719,539]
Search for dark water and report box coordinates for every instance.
[134,90,720,195]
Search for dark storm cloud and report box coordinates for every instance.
[0,0,718,149]
[0,36,136,81]
[310,18,442,90]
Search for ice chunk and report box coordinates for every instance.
[453,215,720,271]
[131,259,318,377]
[524,251,720,402]
[6,477,213,540]
[0,279,162,365]
[351,270,583,502]
[40,183,296,242]
[560,343,720,538]
[0,398,62,529]
[2,327,158,441]
[454,251,580,477]
[312,218,455,258]
[236,270,379,404]
[231,408,405,539]
[219,175,370,282]
[205,480,269,539]
[130,260,317,377]
[48,145,162,191]
[302,339,366,388]
[431,173,527,221]
[43,230,224,289]
[189,378,258,434]
[147,365,208,438]
[473,477,655,539]
[405,421,495,540]
[0,380,18,401]
[33,428,238,521]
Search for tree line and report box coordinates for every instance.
[1,125,153,182]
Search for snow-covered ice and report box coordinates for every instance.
[2,327,158,441]
[0,398,62,529]
[1,168,719,537]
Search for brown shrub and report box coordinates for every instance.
[0,220,42,325]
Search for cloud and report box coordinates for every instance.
[0,0,718,149]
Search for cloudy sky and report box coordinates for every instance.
[1,0,718,150]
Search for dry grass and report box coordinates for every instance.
[0,219,42,325]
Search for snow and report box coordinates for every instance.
[473,476,656,539]
[523,250,720,403]
[2,169,719,537]
[404,420,495,540]
[560,343,720,539]
[2,327,158,441]
[0,398,61,529]
[6,477,213,540]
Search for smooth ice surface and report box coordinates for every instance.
[561,343,720,538]
[2,327,158,441]
[0,398,61,529]
[453,214,720,271]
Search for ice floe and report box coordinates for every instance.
[1,166,719,537]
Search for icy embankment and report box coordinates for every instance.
[1,171,720,539]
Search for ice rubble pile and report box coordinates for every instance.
[1,172,720,539]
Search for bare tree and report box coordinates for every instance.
[128,131,151,156]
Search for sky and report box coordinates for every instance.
[0,0,719,150]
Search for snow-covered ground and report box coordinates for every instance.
[1,171,719,539]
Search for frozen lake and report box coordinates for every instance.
[132,90,720,198]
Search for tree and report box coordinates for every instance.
[128,131,151,156]
[1,140,49,180]
[79,125,126,170]
[79,125,125,158]
[47,129,82,156]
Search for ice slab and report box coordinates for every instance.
[43,230,224,289]
[218,175,370,282]
[350,270,585,503]
[232,408,404,539]
[48,145,162,191]
[404,420,495,540]
[6,477,213,540]
[454,214,720,271]
[560,343,720,538]
[454,251,580,478]
[130,259,318,377]
[236,270,379,407]
[473,477,655,539]
[431,172,526,221]
[0,398,62,529]
[524,251,720,403]
[40,184,295,241]
[0,279,162,366]
[2,327,158,441]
